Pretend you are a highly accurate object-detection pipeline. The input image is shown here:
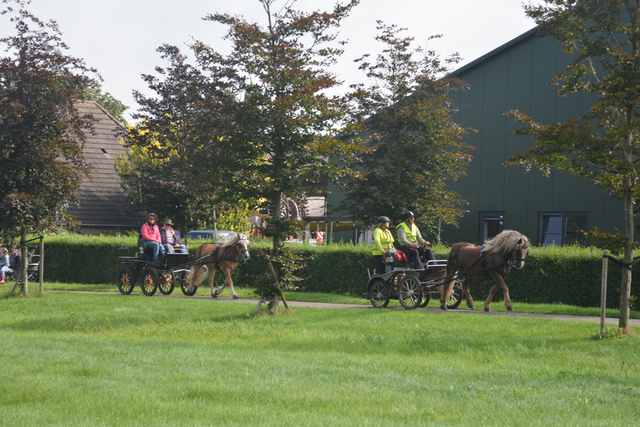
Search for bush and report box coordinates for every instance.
[39,235,638,309]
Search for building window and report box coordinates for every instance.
[539,212,588,246]
[479,212,504,243]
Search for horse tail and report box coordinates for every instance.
[187,265,209,292]
[440,245,460,308]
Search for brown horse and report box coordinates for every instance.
[186,233,250,299]
[439,230,529,312]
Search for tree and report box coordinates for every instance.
[122,43,254,231]
[336,21,472,232]
[0,0,96,295]
[506,0,640,331]
[84,85,129,124]
[200,0,361,249]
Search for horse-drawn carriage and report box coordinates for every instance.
[116,233,251,298]
[365,230,530,311]
[364,248,463,309]
[116,238,195,297]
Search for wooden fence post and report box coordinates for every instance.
[601,251,609,334]
[39,236,44,293]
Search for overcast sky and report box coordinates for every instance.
[0,0,538,121]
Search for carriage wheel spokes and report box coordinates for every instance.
[177,271,197,296]
[140,266,158,296]
[398,276,423,310]
[158,271,174,295]
[117,267,135,295]
[418,290,431,308]
[445,277,463,309]
[369,280,390,308]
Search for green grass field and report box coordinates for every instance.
[1,288,639,426]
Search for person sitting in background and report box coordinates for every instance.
[141,213,165,262]
[160,219,187,254]
[0,248,9,284]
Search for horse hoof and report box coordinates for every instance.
[212,294,218,299]
[440,305,448,311]
[469,305,475,310]
[233,295,239,299]
[484,307,491,312]
[507,306,514,312]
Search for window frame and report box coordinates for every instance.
[538,212,589,246]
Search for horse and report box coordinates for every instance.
[186,233,251,299]
[439,229,529,312]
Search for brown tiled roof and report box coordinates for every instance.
[66,101,142,228]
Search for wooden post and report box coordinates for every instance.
[267,261,289,310]
[601,251,609,334]
[39,236,44,293]
[255,294,265,313]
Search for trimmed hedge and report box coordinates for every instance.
[39,235,638,309]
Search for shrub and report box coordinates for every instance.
[38,235,637,308]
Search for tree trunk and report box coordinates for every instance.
[619,189,633,331]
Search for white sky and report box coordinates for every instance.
[0,0,538,121]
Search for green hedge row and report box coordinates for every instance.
[38,235,638,309]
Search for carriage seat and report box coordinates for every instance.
[137,236,155,260]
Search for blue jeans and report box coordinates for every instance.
[145,241,165,261]
[163,244,187,254]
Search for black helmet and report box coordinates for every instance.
[403,211,415,220]
[377,216,391,223]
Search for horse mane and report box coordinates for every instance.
[481,230,528,254]
[220,233,250,248]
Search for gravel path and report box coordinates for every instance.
[68,290,640,326]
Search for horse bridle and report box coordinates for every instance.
[503,246,527,267]
[238,239,250,262]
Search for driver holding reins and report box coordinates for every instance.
[395,211,434,269]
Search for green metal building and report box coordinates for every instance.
[325,27,625,246]
[439,27,624,246]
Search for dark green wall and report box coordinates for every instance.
[442,31,624,245]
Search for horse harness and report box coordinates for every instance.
[201,245,241,272]
[455,244,525,279]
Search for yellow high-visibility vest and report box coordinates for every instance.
[372,227,394,256]
[396,222,418,246]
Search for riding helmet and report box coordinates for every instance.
[377,216,391,224]
[403,211,414,220]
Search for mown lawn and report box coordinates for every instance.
[0,290,639,426]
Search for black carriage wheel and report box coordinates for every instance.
[445,278,463,309]
[117,267,135,295]
[158,271,174,295]
[140,266,158,296]
[178,271,197,296]
[369,280,390,308]
[418,292,431,308]
[398,276,423,310]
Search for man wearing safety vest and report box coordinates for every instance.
[372,216,394,274]
[395,211,434,269]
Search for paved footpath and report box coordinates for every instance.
[67,290,640,327]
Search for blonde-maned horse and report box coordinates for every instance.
[186,233,250,299]
[439,230,529,312]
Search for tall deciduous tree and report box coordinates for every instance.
[507,0,640,331]
[337,21,472,231]
[202,0,361,250]
[123,43,251,231]
[0,0,96,295]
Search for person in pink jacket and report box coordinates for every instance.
[141,213,165,262]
